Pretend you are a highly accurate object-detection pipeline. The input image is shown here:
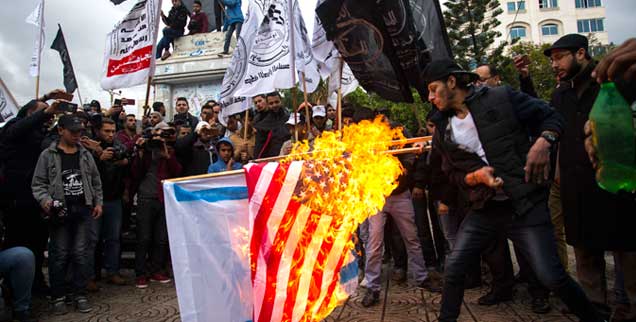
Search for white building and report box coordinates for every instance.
[495,0,608,49]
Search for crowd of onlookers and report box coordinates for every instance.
[0,33,634,322]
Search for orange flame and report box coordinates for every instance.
[283,117,406,321]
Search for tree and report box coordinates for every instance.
[443,0,508,68]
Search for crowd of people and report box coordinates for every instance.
[156,0,244,60]
[0,33,634,322]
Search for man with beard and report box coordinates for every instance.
[175,121,221,176]
[547,34,636,321]
[253,92,290,158]
[116,114,139,154]
[421,58,604,322]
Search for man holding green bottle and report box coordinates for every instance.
[547,34,636,321]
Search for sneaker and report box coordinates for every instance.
[150,273,172,284]
[161,51,171,61]
[417,278,442,293]
[361,289,380,307]
[13,309,38,322]
[107,274,127,286]
[391,268,407,283]
[86,279,99,293]
[50,297,68,315]
[530,296,551,314]
[477,290,513,306]
[135,276,149,289]
[74,296,92,313]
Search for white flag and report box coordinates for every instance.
[0,78,20,123]
[328,61,359,97]
[26,0,45,77]
[163,173,253,322]
[218,0,265,126]
[100,0,162,90]
[234,0,320,97]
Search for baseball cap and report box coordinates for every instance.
[58,115,84,132]
[312,105,326,118]
[286,113,301,126]
[543,34,589,57]
[421,59,479,84]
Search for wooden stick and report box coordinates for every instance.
[337,57,344,131]
[252,144,430,163]
[35,75,40,100]
[291,87,299,142]
[144,76,152,107]
[164,169,244,183]
[243,109,249,140]
[301,72,311,135]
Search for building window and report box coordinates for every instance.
[510,26,527,39]
[507,1,526,12]
[575,0,602,8]
[542,24,559,35]
[539,0,558,9]
[577,18,604,32]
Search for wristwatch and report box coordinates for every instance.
[540,131,559,145]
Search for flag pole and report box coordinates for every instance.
[337,57,344,131]
[35,1,44,99]
[301,72,311,135]
[287,0,303,139]
[292,87,299,142]
[144,76,152,107]
[35,76,40,99]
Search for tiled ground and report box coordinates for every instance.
[34,259,597,322]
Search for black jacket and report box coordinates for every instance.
[433,85,563,217]
[253,108,290,159]
[412,148,460,208]
[552,61,636,251]
[94,140,129,202]
[165,4,189,32]
[0,104,52,205]
[173,112,199,130]
[175,132,217,176]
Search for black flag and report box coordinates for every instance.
[110,0,128,4]
[316,0,451,103]
[50,25,78,94]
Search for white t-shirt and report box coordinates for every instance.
[450,112,488,164]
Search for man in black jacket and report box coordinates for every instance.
[86,118,129,287]
[157,0,189,60]
[175,121,221,176]
[422,59,603,322]
[0,90,65,294]
[548,34,636,321]
[253,92,290,159]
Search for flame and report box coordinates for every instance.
[283,117,406,321]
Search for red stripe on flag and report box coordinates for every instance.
[256,198,303,322]
[245,163,265,200]
[301,219,342,318]
[280,210,322,322]
[106,45,153,77]
[314,232,354,318]
[249,163,288,283]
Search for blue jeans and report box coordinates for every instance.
[363,190,429,291]
[88,199,123,276]
[223,22,242,53]
[156,27,183,58]
[48,206,92,299]
[135,198,168,277]
[0,247,35,312]
[439,200,602,322]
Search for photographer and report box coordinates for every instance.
[86,118,129,287]
[0,89,67,295]
[175,121,221,176]
[130,122,182,289]
[31,115,103,315]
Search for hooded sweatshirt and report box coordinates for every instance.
[208,138,243,173]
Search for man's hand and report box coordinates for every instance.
[524,137,552,184]
[114,158,129,167]
[159,139,170,159]
[465,166,504,189]
[106,106,123,117]
[100,148,115,161]
[40,89,69,102]
[584,120,599,169]
[412,187,425,199]
[240,151,249,163]
[592,38,636,83]
[297,101,312,112]
[42,200,53,215]
[514,55,531,78]
[43,100,61,115]
[438,202,449,216]
[92,205,103,219]
[226,158,235,171]
[81,137,102,153]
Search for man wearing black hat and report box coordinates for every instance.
[546,34,636,320]
[31,115,103,315]
[422,58,604,322]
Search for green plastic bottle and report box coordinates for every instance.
[588,82,636,193]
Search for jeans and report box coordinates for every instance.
[439,200,602,322]
[223,22,243,53]
[364,190,429,291]
[413,194,445,268]
[0,247,35,312]
[135,198,169,277]
[439,206,461,250]
[548,182,568,270]
[48,206,92,299]
[88,199,123,276]
[156,27,183,58]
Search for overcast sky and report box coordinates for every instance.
[0,0,633,110]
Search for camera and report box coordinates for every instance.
[102,143,129,161]
[49,199,68,222]
[146,139,164,150]
[58,102,78,113]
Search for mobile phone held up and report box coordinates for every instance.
[114,98,136,106]
[58,102,78,113]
